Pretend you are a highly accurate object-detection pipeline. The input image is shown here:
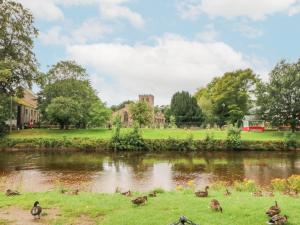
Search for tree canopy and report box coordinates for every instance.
[256,60,300,132]
[170,91,203,126]
[195,69,257,127]
[0,0,38,94]
[38,60,111,128]
[129,101,153,127]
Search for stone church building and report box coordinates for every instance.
[113,94,165,127]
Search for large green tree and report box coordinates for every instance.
[38,61,111,128]
[0,0,38,94]
[46,97,81,129]
[256,60,300,132]
[170,91,203,126]
[129,101,153,127]
[195,69,257,127]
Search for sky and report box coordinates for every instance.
[16,0,300,106]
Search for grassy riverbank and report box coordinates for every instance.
[8,128,300,141]
[0,190,299,225]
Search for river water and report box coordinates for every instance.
[0,151,299,192]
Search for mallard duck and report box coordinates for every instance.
[31,201,42,219]
[122,190,132,197]
[210,199,222,212]
[266,201,281,217]
[148,191,157,197]
[132,196,147,205]
[224,189,231,196]
[252,190,263,197]
[195,186,209,197]
[5,189,20,196]
[71,189,79,195]
[267,215,288,225]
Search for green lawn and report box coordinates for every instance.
[0,190,299,225]
[7,128,300,141]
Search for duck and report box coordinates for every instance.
[267,215,288,225]
[31,201,42,219]
[71,189,79,195]
[252,190,263,197]
[195,186,209,197]
[122,190,132,197]
[5,189,20,196]
[148,191,157,197]
[210,199,222,212]
[224,189,231,196]
[132,196,147,205]
[266,201,281,217]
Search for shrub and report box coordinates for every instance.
[271,178,287,191]
[233,179,257,192]
[283,132,298,149]
[287,175,300,192]
[226,126,241,150]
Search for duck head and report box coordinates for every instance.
[33,201,40,207]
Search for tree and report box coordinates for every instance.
[38,60,110,128]
[129,101,153,127]
[0,0,38,94]
[37,60,88,87]
[195,69,257,127]
[256,60,300,132]
[170,91,203,127]
[46,97,81,129]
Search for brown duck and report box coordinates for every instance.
[210,199,222,212]
[252,190,263,197]
[5,189,20,196]
[132,196,147,205]
[266,201,281,217]
[195,186,209,197]
[267,215,288,225]
[224,189,231,196]
[148,191,157,197]
[122,190,132,197]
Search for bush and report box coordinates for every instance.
[271,178,287,191]
[283,132,298,149]
[226,126,241,150]
[287,175,300,192]
[233,179,257,192]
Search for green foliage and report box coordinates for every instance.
[283,131,298,149]
[46,97,82,129]
[38,60,110,128]
[195,69,257,127]
[0,93,10,137]
[257,59,300,132]
[169,115,177,128]
[110,100,134,112]
[233,179,257,192]
[170,91,203,127]
[226,126,242,150]
[129,101,153,127]
[0,0,38,94]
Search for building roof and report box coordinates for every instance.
[14,89,38,109]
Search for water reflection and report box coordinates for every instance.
[0,151,299,192]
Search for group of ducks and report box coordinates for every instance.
[194,186,289,225]
[4,187,292,224]
[5,189,42,219]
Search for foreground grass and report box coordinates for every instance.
[8,128,299,142]
[0,190,299,225]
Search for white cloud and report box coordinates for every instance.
[39,19,112,45]
[99,0,145,28]
[16,0,145,28]
[178,0,300,20]
[17,0,64,21]
[195,24,218,42]
[66,34,267,105]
